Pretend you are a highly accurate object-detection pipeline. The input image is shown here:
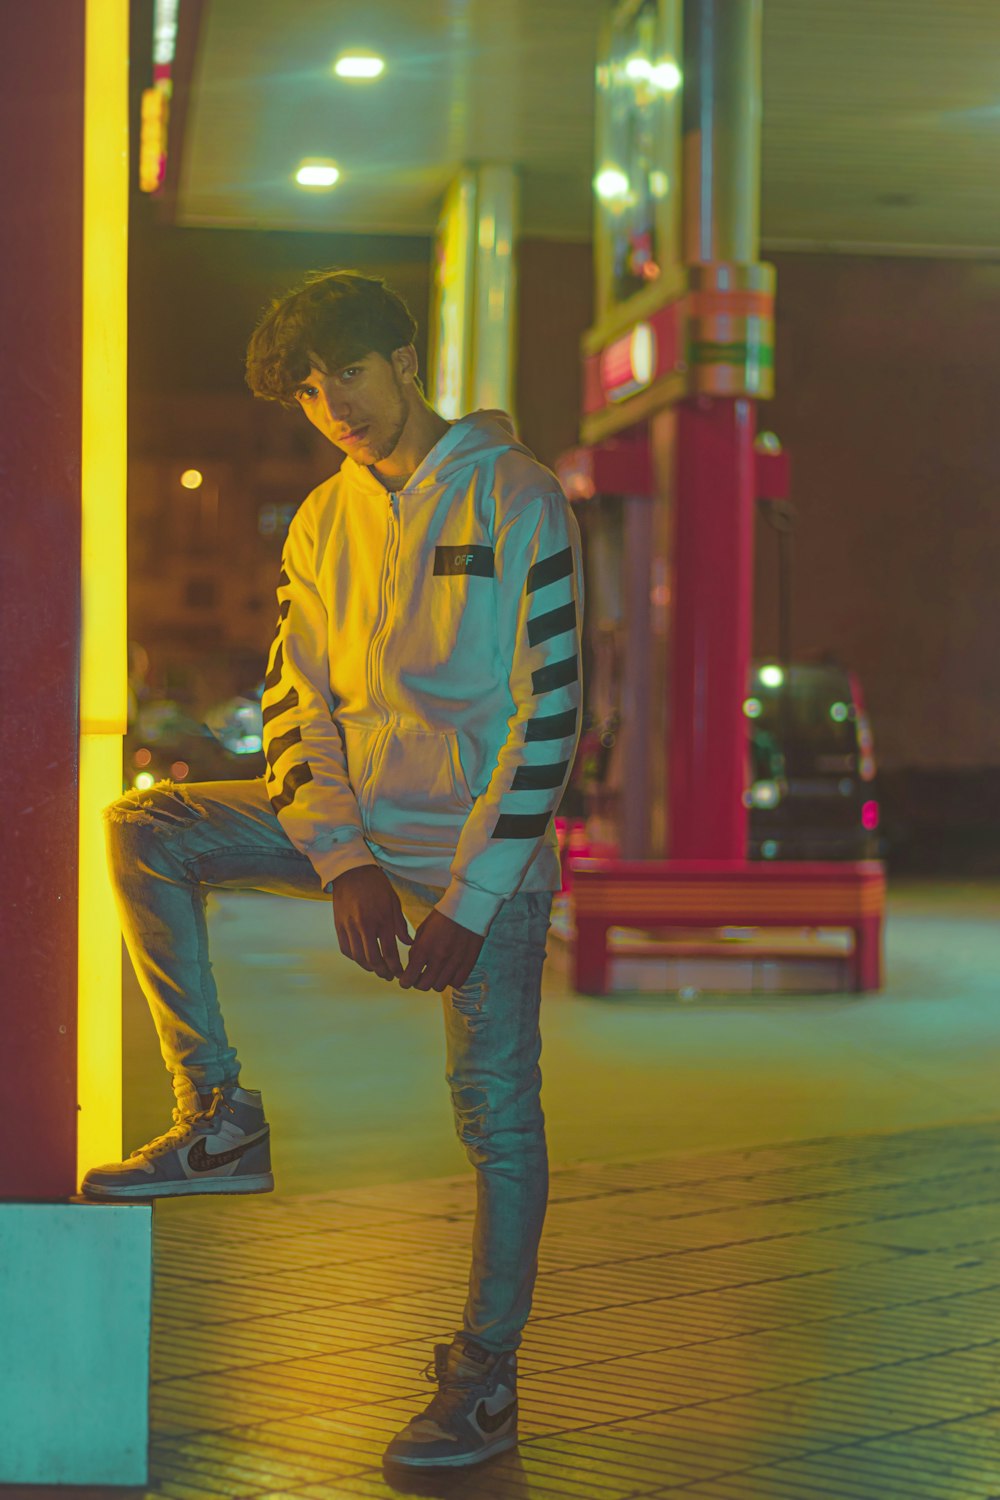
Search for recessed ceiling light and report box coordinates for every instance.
[334,52,385,80]
[295,160,340,188]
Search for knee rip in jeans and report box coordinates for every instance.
[450,1082,488,1143]
[449,973,487,1027]
[104,780,207,829]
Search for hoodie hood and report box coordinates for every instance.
[339,408,532,495]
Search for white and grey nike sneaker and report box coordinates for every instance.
[383,1336,518,1470]
[81,1085,273,1200]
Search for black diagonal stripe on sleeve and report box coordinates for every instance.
[526,546,573,594]
[525,708,579,743]
[278,598,290,620]
[528,600,577,648]
[491,812,552,840]
[531,655,578,695]
[261,686,299,726]
[263,642,284,691]
[265,725,302,769]
[511,759,570,791]
[278,567,290,587]
[269,762,313,816]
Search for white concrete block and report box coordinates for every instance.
[0,1201,152,1485]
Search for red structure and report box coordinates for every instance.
[0,2,86,1199]
[572,859,885,996]
[560,0,886,993]
[669,396,756,858]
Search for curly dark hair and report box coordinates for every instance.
[245,269,418,407]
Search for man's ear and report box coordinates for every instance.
[393,344,419,385]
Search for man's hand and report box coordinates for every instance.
[400,909,485,993]
[330,866,411,981]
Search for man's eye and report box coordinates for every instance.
[341,367,361,381]
[298,386,318,402]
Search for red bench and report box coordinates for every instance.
[570,859,886,996]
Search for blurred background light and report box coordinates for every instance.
[629,322,655,385]
[759,664,785,688]
[296,161,340,188]
[594,167,629,201]
[650,60,682,92]
[334,53,385,80]
[179,467,203,489]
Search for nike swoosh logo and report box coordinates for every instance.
[475,1397,516,1435]
[186,1128,269,1173]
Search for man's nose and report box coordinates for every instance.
[322,386,350,424]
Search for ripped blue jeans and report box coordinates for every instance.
[105,777,552,1353]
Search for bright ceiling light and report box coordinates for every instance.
[179,468,203,489]
[594,167,629,201]
[759,664,785,688]
[334,53,385,79]
[296,160,340,188]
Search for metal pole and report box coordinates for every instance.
[668,0,765,861]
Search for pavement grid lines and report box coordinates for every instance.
[146,1117,1000,1498]
[5,1117,998,1499]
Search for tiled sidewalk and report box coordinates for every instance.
[145,1118,1000,1499]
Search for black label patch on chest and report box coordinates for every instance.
[434,545,495,578]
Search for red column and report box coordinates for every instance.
[666,0,766,862]
[669,396,755,858]
[0,6,86,1198]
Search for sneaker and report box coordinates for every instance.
[81,1085,274,1200]
[383,1335,518,1471]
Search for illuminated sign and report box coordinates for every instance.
[593,0,682,321]
[600,321,657,403]
[139,84,169,194]
[140,0,178,194]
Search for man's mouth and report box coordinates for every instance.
[342,425,370,446]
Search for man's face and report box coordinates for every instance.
[293,350,410,464]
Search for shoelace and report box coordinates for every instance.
[130,1087,235,1159]
[421,1346,449,1385]
[417,1344,498,1425]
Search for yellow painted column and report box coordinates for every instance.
[78,0,129,1185]
[429,164,520,422]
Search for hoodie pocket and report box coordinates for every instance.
[342,720,474,851]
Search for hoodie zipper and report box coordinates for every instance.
[360,492,401,816]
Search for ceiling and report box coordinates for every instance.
[176,0,1000,255]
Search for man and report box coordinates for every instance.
[83,270,583,1472]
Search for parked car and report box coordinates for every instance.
[124,690,266,791]
[745,661,879,861]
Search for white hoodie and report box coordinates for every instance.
[261,410,584,935]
